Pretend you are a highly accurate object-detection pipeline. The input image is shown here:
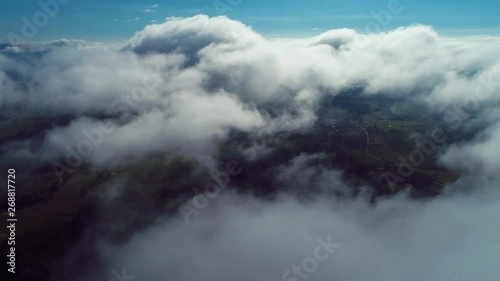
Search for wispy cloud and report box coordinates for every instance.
[187,8,203,14]
[125,17,140,22]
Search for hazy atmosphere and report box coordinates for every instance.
[1,1,499,281]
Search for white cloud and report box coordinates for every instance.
[83,188,500,281]
[2,15,500,281]
[1,15,500,170]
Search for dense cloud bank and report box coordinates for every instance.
[70,190,499,281]
[1,15,499,168]
[1,15,500,281]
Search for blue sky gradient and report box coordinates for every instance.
[1,0,499,43]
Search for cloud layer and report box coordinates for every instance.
[1,15,500,281]
[2,15,500,169]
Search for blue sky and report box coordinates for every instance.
[1,0,499,43]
